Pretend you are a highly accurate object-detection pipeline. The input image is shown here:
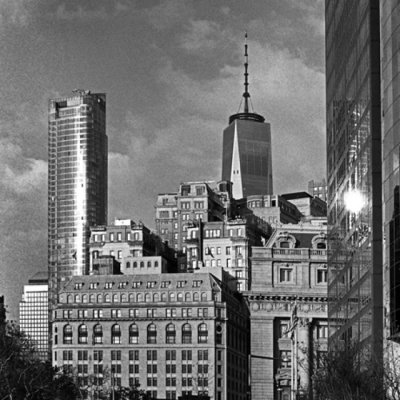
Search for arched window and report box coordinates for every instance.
[198,323,208,344]
[111,324,121,344]
[63,324,73,344]
[147,323,157,344]
[169,292,175,302]
[129,293,135,303]
[193,292,199,302]
[121,293,127,302]
[216,324,223,344]
[182,323,192,344]
[104,294,110,303]
[89,294,96,303]
[177,292,183,302]
[126,262,131,269]
[166,323,176,344]
[153,293,159,302]
[67,294,73,304]
[93,324,103,344]
[75,294,81,303]
[140,261,144,268]
[161,292,167,302]
[133,262,138,268]
[129,324,139,344]
[97,294,103,303]
[113,294,119,303]
[137,293,143,302]
[82,294,88,303]
[317,242,326,249]
[145,293,151,303]
[154,261,159,268]
[92,250,99,259]
[185,292,191,302]
[147,261,152,268]
[201,292,207,301]
[78,324,88,344]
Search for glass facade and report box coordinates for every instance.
[325,1,382,352]
[381,1,400,341]
[19,273,49,360]
[48,91,107,304]
[222,117,273,199]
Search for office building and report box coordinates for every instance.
[155,180,233,251]
[48,90,107,303]
[245,219,328,400]
[308,179,328,202]
[52,270,249,400]
[19,271,49,360]
[89,218,176,275]
[325,0,383,358]
[221,34,273,199]
[184,217,271,291]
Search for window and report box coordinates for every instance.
[147,324,157,344]
[129,309,139,318]
[166,308,177,318]
[280,241,290,248]
[93,324,103,344]
[181,201,190,209]
[279,320,290,338]
[198,323,208,343]
[111,324,121,344]
[147,309,156,318]
[78,324,88,344]
[117,250,122,259]
[63,325,72,344]
[317,325,328,339]
[111,350,121,360]
[182,350,192,360]
[182,324,192,344]
[110,233,114,242]
[129,324,139,344]
[117,232,122,241]
[317,266,328,283]
[279,266,293,283]
[111,309,121,318]
[166,323,176,344]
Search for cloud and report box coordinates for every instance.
[0,0,32,27]
[179,20,221,52]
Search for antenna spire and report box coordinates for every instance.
[243,32,250,113]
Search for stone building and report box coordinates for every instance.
[52,269,249,400]
[244,219,328,400]
[89,219,176,275]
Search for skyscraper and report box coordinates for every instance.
[325,1,383,357]
[48,90,107,303]
[19,272,48,360]
[221,34,273,199]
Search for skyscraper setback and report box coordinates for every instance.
[221,34,273,199]
[48,90,107,302]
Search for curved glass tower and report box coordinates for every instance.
[48,90,107,302]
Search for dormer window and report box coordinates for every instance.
[280,241,290,248]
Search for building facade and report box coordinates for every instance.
[325,1,383,356]
[89,219,176,275]
[155,180,232,252]
[245,220,328,400]
[48,90,108,304]
[19,272,49,360]
[221,35,273,199]
[308,179,327,202]
[52,271,249,400]
[184,217,271,291]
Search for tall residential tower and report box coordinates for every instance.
[48,90,107,303]
[221,34,273,199]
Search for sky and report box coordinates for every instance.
[0,0,326,321]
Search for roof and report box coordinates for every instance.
[28,271,48,284]
[281,192,313,200]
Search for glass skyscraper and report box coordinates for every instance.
[19,272,49,360]
[221,34,273,199]
[48,90,107,303]
[325,1,383,356]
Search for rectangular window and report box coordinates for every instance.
[111,309,121,318]
[117,250,122,259]
[129,309,139,318]
[181,201,190,209]
[279,267,293,283]
[182,350,192,360]
[129,350,139,361]
[111,350,121,361]
[117,232,122,241]
[317,268,328,283]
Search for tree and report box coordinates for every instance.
[311,342,400,400]
[0,320,78,400]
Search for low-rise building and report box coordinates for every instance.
[52,270,249,400]
[245,220,328,400]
